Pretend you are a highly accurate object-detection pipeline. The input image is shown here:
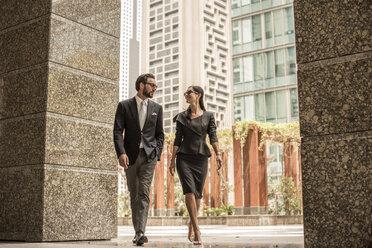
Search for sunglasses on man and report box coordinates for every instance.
[145,82,158,89]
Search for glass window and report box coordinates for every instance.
[273,9,283,44]
[275,49,285,85]
[252,15,262,49]
[262,0,271,9]
[265,91,275,123]
[242,0,251,6]
[244,95,255,121]
[232,20,241,45]
[251,0,260,12]
[232,0,241,9]
[243,56,253,82]
[276,90,287,123]
[253,53,263,81]
[286,47,296,75]
[264,12,273,47]
[234,97,244,122]
[264,51,274,88]
[233,58,242,83]
[272,0,282,7]
[284,7,294,35]
[255,93,265,122]
[242,18,252,43]
[290,88,299,121]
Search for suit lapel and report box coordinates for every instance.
[128,97,141,130]
[176,112,202,136]
[143,100,154,129]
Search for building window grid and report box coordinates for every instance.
[233,86,297,123]
[232,6,294,55]
[233,46,296,94]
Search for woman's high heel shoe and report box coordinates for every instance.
[188,221,194,242]
[193,230,202,245]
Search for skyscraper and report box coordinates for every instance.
[120,0,143,101]
[231,0,300,186]
[231,0,298,124]
[142,0,233,133]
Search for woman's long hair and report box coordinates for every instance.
[186,85,206,119]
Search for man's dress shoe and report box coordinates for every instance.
[135,232,147,246]
[133,233,148,244]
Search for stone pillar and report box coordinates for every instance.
[166,145,175,216]
[0,0,120,241]
[154,153,165,216]
[210,151,220,208]
[232,126,243,215]
[294,1,370,246]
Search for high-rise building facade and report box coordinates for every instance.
[119,0,143,101]
[231,0,298,124]
[142,0,233,133]
[231,0,299,187]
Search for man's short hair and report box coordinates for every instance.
[135,73,155,91]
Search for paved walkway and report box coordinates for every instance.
[0,225,304,248]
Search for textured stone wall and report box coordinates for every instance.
[294,0,371,247]
[0,0,120,241]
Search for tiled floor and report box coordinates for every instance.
[0,225,304,248]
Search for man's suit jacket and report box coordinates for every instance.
[173,111,218,157]
[114,96,164,165]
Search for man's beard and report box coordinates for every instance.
[143,87,153,98]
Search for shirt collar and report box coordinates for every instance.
[135,94,148,106]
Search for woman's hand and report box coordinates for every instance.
[216,153,222,171]
[169,159,176,176]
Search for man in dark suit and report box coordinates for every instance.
[113,73,164,246]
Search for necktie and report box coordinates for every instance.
[139,100,147,130]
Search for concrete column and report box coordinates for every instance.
[294,1,370,246]
[232,126,243,215]
[0,0,120,241]
[154,153,165,216]
[166,145,175,216]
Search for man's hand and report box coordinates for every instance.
[118,154,129,169]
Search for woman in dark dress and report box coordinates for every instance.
[169,86,222,245]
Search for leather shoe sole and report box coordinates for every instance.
[136,235,146,246]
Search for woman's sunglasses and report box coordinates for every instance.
[184,90,199,96]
